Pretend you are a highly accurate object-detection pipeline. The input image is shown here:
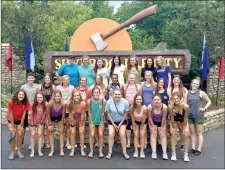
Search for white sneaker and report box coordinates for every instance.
[184,152,190,162]
[66,142,71,149]
[133,150,139,158]
[151,152,157,159]
[75,144,77,148]
[140,151,145,159]
[163,152,168,160]
[171,152,177,161]
[28,146,31,150]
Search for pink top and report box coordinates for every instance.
[124,84,141,105]
[56,85,74,103]
[133,106,147,122]
[28,104,46,126]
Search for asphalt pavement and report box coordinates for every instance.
[1,125,224,169]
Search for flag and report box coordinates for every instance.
[201,32,206,69]
[25,33,35,71]
[65,37,69,51]
[201,33,210,81]
[219,57,224,80]
[6,43,12,72]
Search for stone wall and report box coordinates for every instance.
[1,108,224,143]
[207,58,225,97]
[1,43,26,92]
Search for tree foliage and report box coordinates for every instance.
[1,1,224,83]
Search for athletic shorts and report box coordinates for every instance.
[108,120,128,126]
[8,120,21,126]
[126,119,132,130]
[50,115,63,122]
[188,117,204,125]
[153,120,162,127]
[135,119,148,126]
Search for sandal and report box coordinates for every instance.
[106,152,112,160]
[123,152,130,160]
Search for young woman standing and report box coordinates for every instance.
[141,71,157,107]
[94,58,109,87]
[56,75,74,149]
[168,92,190,162]
[167,74,188,150]
[187,77,211,156]
[124,74,142,148]
[77,55,95,87]
[6,90,30,160]
[107,73,124,100]
[125,55,141,84]
[90,75,107,99]
[130,94,148,159]
[87,87,106,158]
[38,73,55,149]
[105,90,130,160]
[148,94,168,160]
[68,90,87,157]
[108,56,125,85]
[28,91,46,157]
[141,57,156,81]
[155,56,172,88]
[155,78,169,106]
[46,90,66,157]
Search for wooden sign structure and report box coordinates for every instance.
[43,42,191,75]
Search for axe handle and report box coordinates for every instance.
[102,4,158,40]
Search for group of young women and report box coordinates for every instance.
[6,55,211,163]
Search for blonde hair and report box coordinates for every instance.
[127,55,139,71]
[50,90,62,104]
[156,56,166,67]
[190,77,201,89]
[62,75,70,86]
[81,55,90,64]
[68,90,83,111]
[169,92,184,116]
[144,71,156,86]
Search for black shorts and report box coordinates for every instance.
[108,120,127,126]
[65,113,69,119]
[174,116,184,122]
[126,119,132,130]
[50,115,63,122]
[135,119,148,126]
[8,120,21,126]
[23,111,29,128]
[153,120,162,127]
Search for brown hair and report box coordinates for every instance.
[27,72,35,78]
[91,87,101,95]
[169,92,184,116]
[69,90,83,111]
[40,73,54,97]
[127,55,139,71]
[191,77,201,89]
[12,89,28,105]
[133,94,144,108]
[171,74,184,97]
[50,90,62,104]
[93,74,105,90]
[152,93,162,100]
[155,78,166,94]
[94,58,105,74]
[32,91,46,115]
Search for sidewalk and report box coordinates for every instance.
[1,125,224,169]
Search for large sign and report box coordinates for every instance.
[44,43,191,75]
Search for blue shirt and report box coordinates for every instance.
[105,98,129,122]
[57,64,79,87]
[156,66,171,88]
[77,65,95,87]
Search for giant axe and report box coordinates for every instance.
[90,4,158,51]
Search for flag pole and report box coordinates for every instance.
[216,78,220,106]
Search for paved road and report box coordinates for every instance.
[1,125,224,169]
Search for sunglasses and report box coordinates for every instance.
[173,74,180,78]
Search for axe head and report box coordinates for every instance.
[91,33,108,51]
